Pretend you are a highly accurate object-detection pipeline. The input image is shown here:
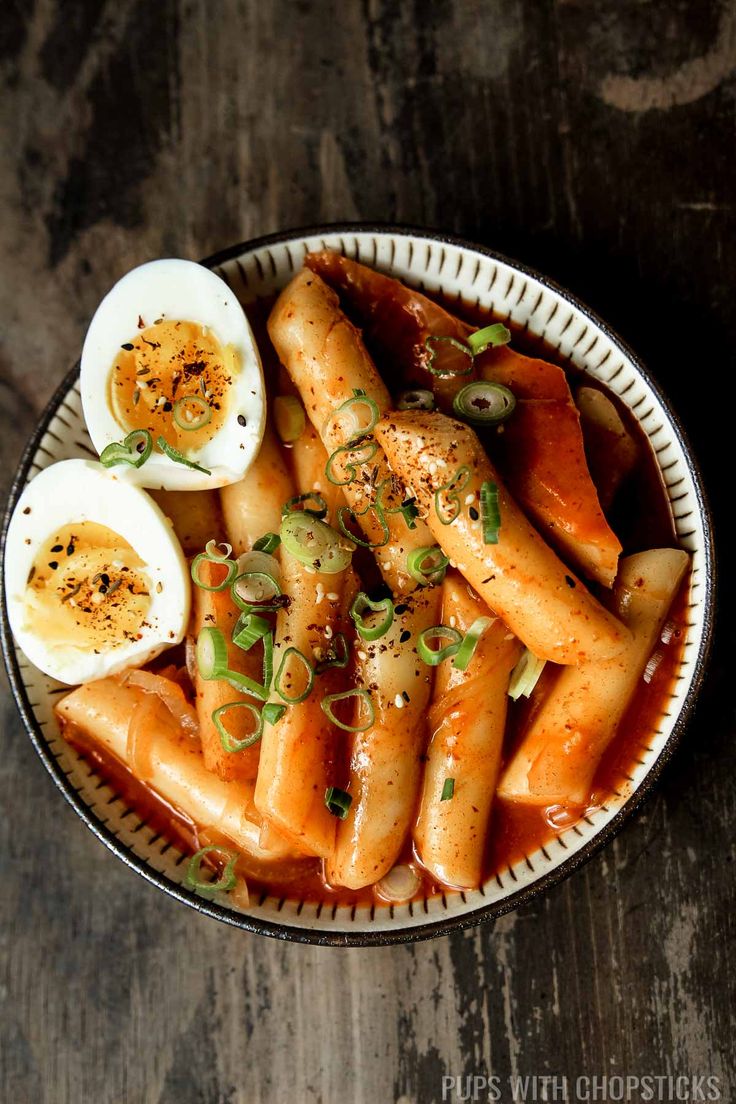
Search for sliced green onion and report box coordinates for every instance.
[262,631,274,691]
[350,592,395,642]
[325,438,379,486]
[205,540,233,560]
[325,389,380,444]
[467,323,511,354]
[196,626,229,680]
[186,845,239,893]
[508,648,546,701]
[441,778,455,802]
[315,633,349,674]
[99,429,153,469]
[324,786,352,820]
[480,480,501,544]
[156,435,211,475]
[386,495,419,531]
[172,395,212,431]
[280,511,353,574]
[406,546,450,586]
[196,626,269,701]
[417,625,463,666]
[253,532,281,554]
[452,381,516,426]
[231,570,282,611]
[212,701,263,751]
[263,702,287,726]
[191,551,238,591]
[337,502,390,549]
[434,466,471,525]
[423,335,474,377]
[320,688,375,732]
[274,647,315,704]
[397,389,435,411]
[453,616,493,671]
[282,492,328,519]
[232,613,271,651]
[274,394,306,443]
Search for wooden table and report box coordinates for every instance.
[1,3,733,1101]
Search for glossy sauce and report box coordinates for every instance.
[59,286,688,908]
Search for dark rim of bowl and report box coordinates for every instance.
[0,222,717,947]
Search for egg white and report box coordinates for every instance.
[4,459,190,685]
[80,258,265,491]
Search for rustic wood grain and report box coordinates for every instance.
[1,2,734,1101]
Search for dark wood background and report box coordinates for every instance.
[1,2,734,1102]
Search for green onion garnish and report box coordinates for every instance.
[274,394,306,443]
[350,592,395,642]
[434,466,471,525]
[327,389,380,443]
[467,323,511,354]
[417,625,463,666]
[262,702,287,726]
[337,501,390,548]
[397,389,435,411]
[172,395,212,431]
[320,688,375,732]
[231,570,282,612]
[325,438,379,486]
[282,492,328,519]
[274,646,315,704]
[406,546,450,586]
[387,495,419,531]
[452,381,516,426]
[440,778,455,802]
[156,435,211,475]
[423,335,475,377]
[232,613,271,651]
[280,511,353,574]
[185,845,239,893]
[99,429,153,469]
[196,626,269,701]
[315,632,350,673]
[453,616,493,671]
[212,701,264,751]
[324,786,352,820]
[508,648,546,701]
[253,532,281,554]
[191,543,238,592]
[480,481,501,544]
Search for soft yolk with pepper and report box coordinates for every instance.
[108,320,237,451]
[25,522,152,652]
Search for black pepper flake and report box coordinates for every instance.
[395,603,409,614]
[469,507,479,521]
[121,342,135,351]
[136,367,151,376]
[67,543,75,556]
[565,575,576,588]
[26,566,35,584]
[402,690,410,703]
[399,630,411,643]
[163,401,172,412]
[481,576,495,584]
[51,544,63,553]
[48,561,59,570]
[237,414,247,427]
[133,389,141,405]
[23,507,31,515]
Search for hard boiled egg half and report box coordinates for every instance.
[81,259,265,491]
[4,459,190,685]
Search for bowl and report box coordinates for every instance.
[0,224,715,945]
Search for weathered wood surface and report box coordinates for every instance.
[1,2,734,1102]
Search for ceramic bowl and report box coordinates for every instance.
[0,225,715,945]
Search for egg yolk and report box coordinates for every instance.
[25,522,153,653]
[108,320,237,452]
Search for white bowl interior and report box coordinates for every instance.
[5,229,710,940]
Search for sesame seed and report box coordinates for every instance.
[394,694,405,709]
